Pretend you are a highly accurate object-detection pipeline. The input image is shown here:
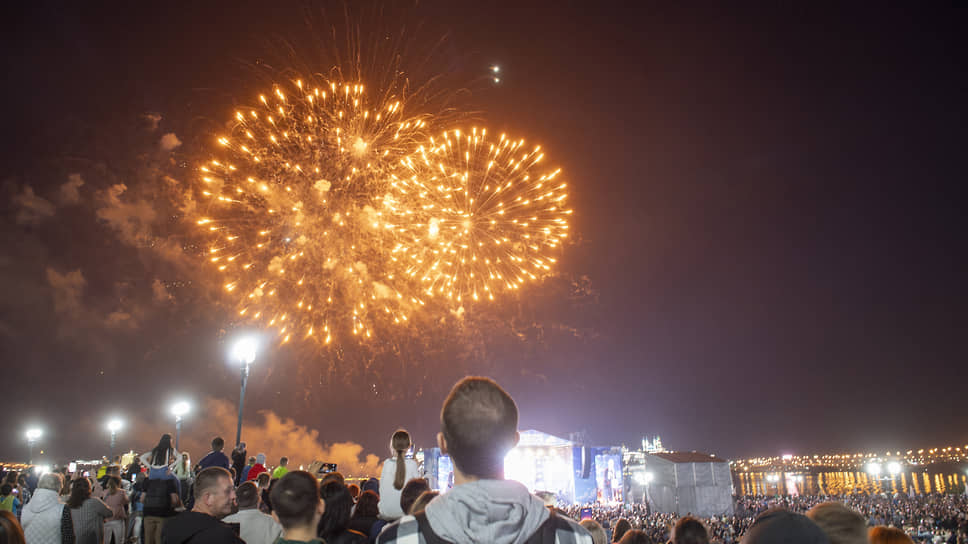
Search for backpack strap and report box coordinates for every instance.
[525,509,559,544]
[414,511,453,544]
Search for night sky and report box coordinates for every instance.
[1,2,966,467]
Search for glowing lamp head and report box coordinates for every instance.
[887,461,902,475]
[171,401,190,418]
[866,462,882,476]
[232,337,258,365]
[26,428,42,441]
[107,419,123,433]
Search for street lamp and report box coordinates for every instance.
[107,419,123,461]
[231,336,259,446]
[171,401,190,451]
[26,428,42,464]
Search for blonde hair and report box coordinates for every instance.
[390,429,411,490]
[807,502,867,544]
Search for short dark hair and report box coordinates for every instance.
[441,377,518,478]
[279,457,289,466]
[194,467,232,500]
[236,481,259,508]
[0,484,11,496]
[400,478,430,515]
[320,472,344,486]
[212,437,225,451]
[270,471,319,529]
[410,490,439,514]
[672,516,709,544]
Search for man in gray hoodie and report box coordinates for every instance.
[22,472,74,544]
[377,376,592,544]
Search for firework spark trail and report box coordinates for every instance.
[194,78,571,346]
[195,75,433,344]
[385,128,571,306]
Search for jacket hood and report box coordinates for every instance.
[25,488,61,514]
[163,511,228,544]
[424,479,549,544]
[255,453,266,464]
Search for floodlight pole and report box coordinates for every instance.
[236,362,249,446]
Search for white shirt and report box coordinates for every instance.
[139,448,180,470]
[223,508,283,544]
[378,457,420,520]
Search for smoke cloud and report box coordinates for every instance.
[160,133,182,151]
[14,185,55,225]
[127,397,383,477]
[59,174,85,205]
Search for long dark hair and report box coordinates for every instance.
[317,481,354,540]
[352,490,380,519]
[67,478,91,509]
[390,429,411,491]
[151,434,174,466]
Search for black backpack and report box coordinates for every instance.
[143,479,172,513]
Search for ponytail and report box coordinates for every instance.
[390,429,411,491]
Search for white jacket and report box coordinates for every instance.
[378,458,420,520]
[22,488,67,544]
[223,508,282,544]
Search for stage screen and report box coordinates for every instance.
[574,447,624,504]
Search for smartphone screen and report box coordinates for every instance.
[68,462,77,473]
[580,507,592,521]
[83,471,90,477]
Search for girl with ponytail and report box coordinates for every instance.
[377,429,420,520]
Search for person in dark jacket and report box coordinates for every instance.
[161,467,243,544]
[197,437,231,471]
[230,443,247,485]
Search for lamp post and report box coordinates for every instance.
[26,428,42,464]
[107,419,123,461]
[231,337,258,446]
[171,401,190,451]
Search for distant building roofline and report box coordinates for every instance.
[648,451,728,464]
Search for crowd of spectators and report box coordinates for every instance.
[562,492,968,544]
[2,374,966,544]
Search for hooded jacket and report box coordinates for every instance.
[377,479,592,544]
[22,488,70,544]
[161,511,245,544]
